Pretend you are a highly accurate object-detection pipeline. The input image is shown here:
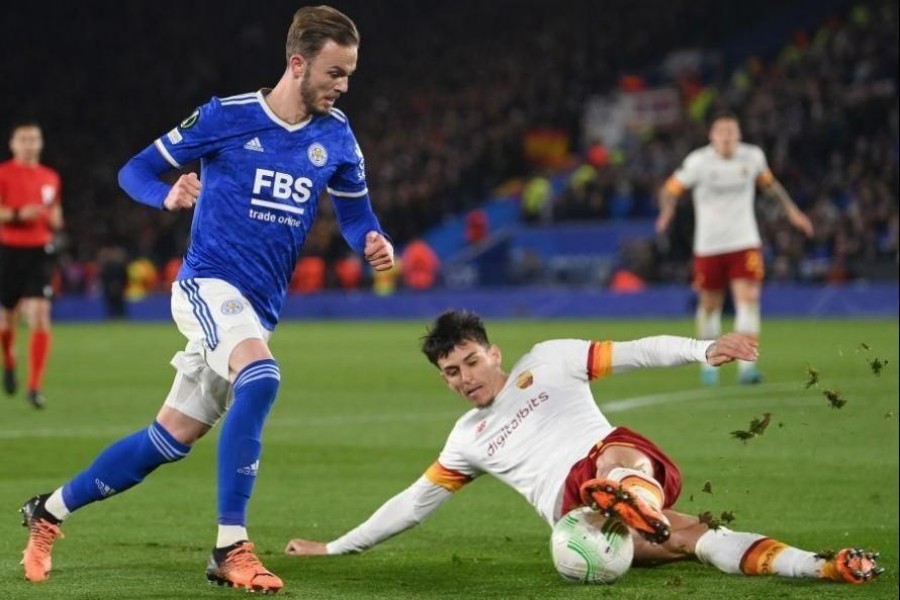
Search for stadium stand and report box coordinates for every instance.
[1,0,895,298]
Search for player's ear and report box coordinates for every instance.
[489,344,501,364]
[288,54,307,78]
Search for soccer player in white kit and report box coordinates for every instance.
[18,6,392,593]
[656,112,813,386]
[284,310,880,585]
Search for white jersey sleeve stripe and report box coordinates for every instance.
[221,97,260,106]
[154,139,182,169]
[220,92,258,102]
[328,108,347,123]
[327,187,369,198]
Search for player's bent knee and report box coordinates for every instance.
[156,406,212,445]
[228,338,274,379]
[594,446,653,477]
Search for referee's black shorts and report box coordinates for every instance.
[0,244,56,309]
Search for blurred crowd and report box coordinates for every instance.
[1,0,896,300]
[548,0,898,286]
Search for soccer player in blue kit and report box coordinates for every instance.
[18,6,392,593]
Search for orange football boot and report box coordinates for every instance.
[206,541,283,594]
[20,494,64,582]
[820,548,883,584]
[580,478,671,544]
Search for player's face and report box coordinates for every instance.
[437,340,505,408]
[9,126,43,164]
[299,40,358,116]
[709,118,740,158]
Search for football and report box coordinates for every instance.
[550,507,634,584]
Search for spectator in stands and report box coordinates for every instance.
[401,239,441,291]
[3,1,896,288]
[464,209,489,245]
[97,245,128,319]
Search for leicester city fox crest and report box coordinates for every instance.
[307,143,328,167]
[221,299,245,315]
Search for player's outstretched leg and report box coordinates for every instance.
[20,494,64,582]
[206,541,284,593]
[19,421,191,582]
[694,527,883,583]
[580,469,671,544]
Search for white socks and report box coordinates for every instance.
[696,307,722,374]
[734,301,760,373]
[695,528,821,578]
[44,488,70,521]
[217,525,249,548]
[606,467,665,510]
[695,306,722,340]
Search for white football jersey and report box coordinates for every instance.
[425,339,615,524]
[670,142,771,256]
[325,335,709,554]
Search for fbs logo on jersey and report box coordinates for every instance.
[307,142,328,166]
[180,109,200,129]
[516,371,534,389]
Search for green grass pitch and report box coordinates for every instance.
[0,318,897,599]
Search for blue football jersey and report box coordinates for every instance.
[153,91,369,330]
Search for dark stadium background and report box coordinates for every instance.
[1,0,896,317]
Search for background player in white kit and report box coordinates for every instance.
[18,6,392,594]
[655,112,814,385]
[284,310,880,585]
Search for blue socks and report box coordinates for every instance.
[62,421,190,512]
[57,359,279,529]
[217,359,280,526]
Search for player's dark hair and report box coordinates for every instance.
[286,5,360,62]
[421,310,490,366]
[709,110,739,127]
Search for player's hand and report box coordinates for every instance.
[285,538,329,556]
[163,172,201,211]
[788,208,814,237]
[364,231,394,271]
[17,205,46,222]
[654,212,672,234]
[705,332,759,366]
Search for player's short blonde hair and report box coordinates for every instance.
[285,5,359,62]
